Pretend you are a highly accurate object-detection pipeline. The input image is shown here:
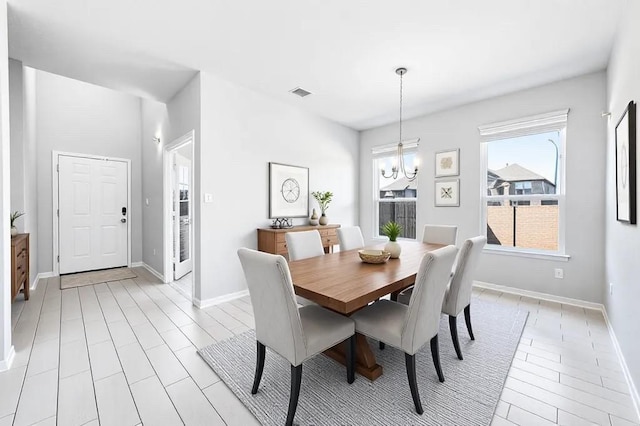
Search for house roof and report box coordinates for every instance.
[491,163,549,182]
[380,176,417,191]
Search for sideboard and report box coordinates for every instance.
[257,224,340,257]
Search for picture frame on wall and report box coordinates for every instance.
[269,162,309,218]
[435,179,460,207]
[435,148,460,177]
[615,101,636,224]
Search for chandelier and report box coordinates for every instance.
[380,67,418,182]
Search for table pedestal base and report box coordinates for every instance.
[324,333,382,381]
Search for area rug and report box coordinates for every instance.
[198,299,528,425]
[60,267,137,289]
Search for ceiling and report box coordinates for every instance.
[8,0,626,130]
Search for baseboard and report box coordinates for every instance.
[473,280,603,311]
[133,262,166,282]
[601,307,640,422]
[31,271,56,290]
[0,346,15,372]
[194,289,249,309]
[474,280,640,420]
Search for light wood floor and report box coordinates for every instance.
[1,268,638,425]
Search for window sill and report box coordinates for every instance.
[483,247,570,262]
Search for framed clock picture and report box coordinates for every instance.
[269,162,309,218]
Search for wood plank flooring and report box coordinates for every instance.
[1,268,638,425]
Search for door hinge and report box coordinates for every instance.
[56,164,59,172]
[57,255,60,263]
[57,209,59,217]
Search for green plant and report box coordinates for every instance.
[311,191,333,214]
[381,221,402,242]
[10,211,25,228]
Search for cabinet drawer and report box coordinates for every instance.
[275,233,286,243]
[15,239,27,254]
[276,241,288,254]
[323,236,338,246]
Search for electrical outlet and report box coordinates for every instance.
[609,283,614,296]
[554,268,564,279]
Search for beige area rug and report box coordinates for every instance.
[60,267,137,289]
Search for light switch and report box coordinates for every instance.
[204,193,214,203]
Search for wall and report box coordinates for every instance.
[605,0,640,402]
[197,72,359,302]
[0,0,13,369]
[360,71,607,303]
[9,59,23,214]
[35,70,143,272]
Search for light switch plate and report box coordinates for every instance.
[204,193,213,203]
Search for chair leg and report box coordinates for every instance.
[464,304,475,340]
[449,315,463,360]
[430,335,445,383]
[379,341,386,350]
[404,353,424,415]
[251,341,266,394]
[346,335,356,384]
[286,364,303,426]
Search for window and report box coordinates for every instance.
[479,110,567,254]
[373,140,419,239]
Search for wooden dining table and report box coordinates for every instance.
[288,240,445,381]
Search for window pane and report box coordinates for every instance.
[487,200,558,251]
[376,151,417,238]
[378,201,416,239]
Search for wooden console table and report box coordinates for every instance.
[11,233,30,302]
[257,224,340,258]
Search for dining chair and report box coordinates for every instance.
[422,224,458,245]
[351,245,458,414]
[237,248,356,426]
[337,226,365,251]
[285,230,325,305]
[442,236,486,360]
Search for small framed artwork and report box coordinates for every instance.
[435,179,460,207]
[615,101,636,224]
[269,163,309,218]
[435,148,460,177]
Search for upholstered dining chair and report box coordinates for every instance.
[285,230,325,305]
[422,224,458,245]
[337,226,365,251]
[442,236,486,360]
[237,248,356,426]
[351,245,458,414]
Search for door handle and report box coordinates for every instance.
[121,218,127,223]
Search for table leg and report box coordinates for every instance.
[324,333,383,381]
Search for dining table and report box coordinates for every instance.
[288,240,445,381]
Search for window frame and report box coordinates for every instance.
[478,110,569,259]
[372,139,419,241]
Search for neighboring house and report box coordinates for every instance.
[488,163,556,196]
[379,176,417,199]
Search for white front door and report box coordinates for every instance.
[58,155,129,274]
[173,152,192,280]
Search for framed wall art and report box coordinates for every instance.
[435,148,460,177]
[269,162,309,218]
[435,179,460,207]
[615,101,636,224]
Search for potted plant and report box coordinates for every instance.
[381,221,403,258]
[10,211,25,237]
[311,191,333,225]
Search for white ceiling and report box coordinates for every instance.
[8,0,625,130]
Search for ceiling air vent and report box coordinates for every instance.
[289,87,312,98]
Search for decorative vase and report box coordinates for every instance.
[384,241,401,259]
[10,226,17,237]
[319,213,328,226]
[309,209,319,226]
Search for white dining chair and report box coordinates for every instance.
[351,245,458,414]
[442,236,486,360]
[422,224,458,245]
[237,248,356,426]
[337,226,365,251]
[285,230,325,261]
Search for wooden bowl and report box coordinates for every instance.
[358,249,391,264]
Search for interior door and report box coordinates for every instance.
[58,155,128,274]
[173,152,192,280]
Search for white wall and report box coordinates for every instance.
[35,70,143,272]
[605,0,640,400]
[360,72,607,303]
[198,72,359,302]
[9,59,23,215]
[0,0,14,369]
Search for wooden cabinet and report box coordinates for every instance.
[11,233,30,302]
[257,225,340,257]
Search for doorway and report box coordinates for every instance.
[53,152,131,275]
[163,132,195,299]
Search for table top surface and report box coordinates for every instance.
[288,241,445,314]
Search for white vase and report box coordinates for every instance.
[10,226,18,237]
[384,241,401,259]
[319,214,328,226]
